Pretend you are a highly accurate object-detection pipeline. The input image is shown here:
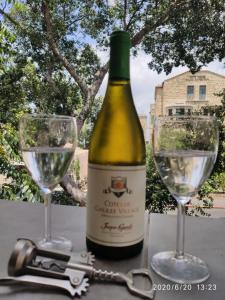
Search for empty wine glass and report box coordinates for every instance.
[151,115,219,283]
[19,114,77,251]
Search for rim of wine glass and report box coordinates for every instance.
[21,113,76,121]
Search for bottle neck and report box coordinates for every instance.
[105,79,134,107]
[109,39,130,80]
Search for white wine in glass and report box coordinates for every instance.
[20,114,77,251]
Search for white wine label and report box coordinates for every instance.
[86,164,146,247]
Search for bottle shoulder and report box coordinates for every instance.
[89,88,146,164]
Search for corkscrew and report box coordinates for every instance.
[0,239,155,299]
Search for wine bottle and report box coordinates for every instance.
[86,31,146,259]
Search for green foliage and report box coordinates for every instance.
[0,122,41,202]
[78,96,103,149]
[146,145,176,213]
[0,23,16,63]
[194,89,225,197]
[78,122,92,149]
[0,2,87,117]
[0,158,41,202]
[156,117,218,153]
[211,173,225,192]
[187,176,216,217]
[73,158,80,181]
[198,92,225,169]
[143,1,225,74]
[51,190,78,206]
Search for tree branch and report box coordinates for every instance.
[76,61,109,128]
[67,14,89,28]
[92,61,109,98]
[131,0,186,47]
[0,8,24,30]
[60,175,87,207]
[42,0,89,97]
[124,0,128,30]
[126,0,145,31]
[45,63,61,95]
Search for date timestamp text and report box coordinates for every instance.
[153,283,217,292]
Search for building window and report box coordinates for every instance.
[187,109,192,115]
[168,109,173,116]
[199,85,206,100]
[187,85,194,98]
[175,108,185,116]
[167,107,192,116]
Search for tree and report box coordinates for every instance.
[1,0,225,130]
[0,0,225,205]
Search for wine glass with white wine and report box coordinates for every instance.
[151,115,219,284]
[19,114,77,251]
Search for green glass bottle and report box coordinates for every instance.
[86,31,146,259]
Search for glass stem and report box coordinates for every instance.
[176,202,185,259]
[43,192,52,242]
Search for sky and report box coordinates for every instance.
[98,51,225,116]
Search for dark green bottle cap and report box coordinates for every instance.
[109,31,130,80]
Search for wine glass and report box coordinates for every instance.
[151,115,219,283]
[19,114,77,251]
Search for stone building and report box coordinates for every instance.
[138,114,148,142]
[151,70,225,118]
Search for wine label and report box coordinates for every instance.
[86,164,146,247]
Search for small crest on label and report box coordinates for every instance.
[103,176,132,198]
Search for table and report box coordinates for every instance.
[0,200,224,300]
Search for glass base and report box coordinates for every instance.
[38,236,73,252]
[151,251,209,284]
